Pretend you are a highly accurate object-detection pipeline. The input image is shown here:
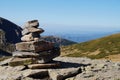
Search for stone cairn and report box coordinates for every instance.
[9,20,60,68]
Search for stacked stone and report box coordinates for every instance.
[9,20,60,68]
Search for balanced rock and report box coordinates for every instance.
[16,40,54,52]
[24,20,39,28]
[22,27,44,35]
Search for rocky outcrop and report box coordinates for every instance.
[0,17,22,44]
[0,57,120,80]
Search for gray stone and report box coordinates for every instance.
[24,20,39,28]
[21,32,41,41]
[9,58,36,66]
[0,66,25,80]
[12,51,39,58]
[16,41,54,52]
[0,66,48,80]
[21,33,34,41]
[22,69,49,78]
[0,57,13,66]
[48,67,81,80]
[37,47,60,63]
[28,62,60,69]
[22,27,44,35]
[34,37,40,41]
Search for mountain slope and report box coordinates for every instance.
[41,36,77,46]
[0,17,22,44]
[61,33,120,59]
[0,17,22,56]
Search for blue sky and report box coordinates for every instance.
[0,0,120,33]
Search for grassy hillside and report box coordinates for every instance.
[61,33,120,59]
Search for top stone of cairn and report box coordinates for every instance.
[24,20,39,28]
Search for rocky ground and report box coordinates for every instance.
[0,57,120,80]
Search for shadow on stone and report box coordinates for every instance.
[28,71,49,80]
[51,60,91,69]
[0,49,12,57]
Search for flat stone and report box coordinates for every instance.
[24,20,39,28]
[28,62,60,69]
[16,40,54,52]
[48,67,81,80]
[0,66,48,80]
[0,57,13,66]
[9,58,36,66]
[0,66,25,80]
[22,27,44,35]
[12,51,39,58]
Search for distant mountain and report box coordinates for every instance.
[41,36,77,46]
[61,33,120,60]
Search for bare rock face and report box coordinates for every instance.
[0,17,22,44]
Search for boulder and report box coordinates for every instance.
[12,51,39,58]
[16,40,54,52]
[22,27,44,35]
[24,20,39,28]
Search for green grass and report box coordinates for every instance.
[61,33,120,59]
